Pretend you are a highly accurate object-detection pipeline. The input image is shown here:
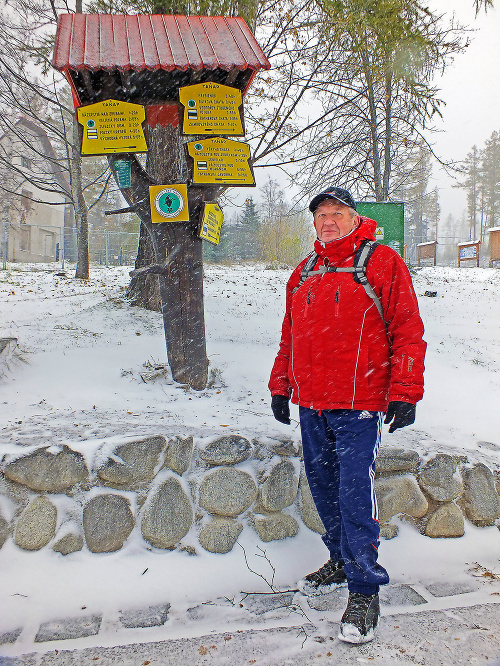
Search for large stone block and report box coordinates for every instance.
[199,516,243,553]
[253,436,301,459]
[4,445,88,492]
[141,477,193,549]
[97,435,167,486]
[52,532,84,555]
[83,494,134,553]
[35,615,102,642]
[252,512,299,542]
[375,475,428,523]
[0,513,9,548]
[418,454,463,502]
[15,496,57,550]
[461,463,500,526]
[299,474,325,534]
[375,448,420,477]
[119,604,170,628]
[198,435,252,466]
[379,523,399,540]
[425,503,464,538]
[260,460,298,512]
[198,468,257,517]
[495,471,500,497]
[163,436,194,475]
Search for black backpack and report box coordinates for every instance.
[292,240,386,326]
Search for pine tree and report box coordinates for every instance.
[238,197,261,260]
[457,131,500,243]
[481,131,500,239]
[393,143,439,261]
[459,146,481,240]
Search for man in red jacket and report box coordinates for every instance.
[269,186,426,644]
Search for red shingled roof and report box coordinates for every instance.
[52,14,270,73]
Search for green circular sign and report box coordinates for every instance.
[154,188,185,218]
[194,143,203,151]
[188,99,197,108]
[86,119,96,128]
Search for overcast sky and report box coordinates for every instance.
[424,0,500,220]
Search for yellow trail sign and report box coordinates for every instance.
[199,202,224,245]
[179,83,244,136]
[149,184,189,223]
[77,100,147,155]
[186,137,255,186]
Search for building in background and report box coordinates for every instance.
[0,117,69,263]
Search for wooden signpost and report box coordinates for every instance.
[53,13,270,390]
[458,240,480,268]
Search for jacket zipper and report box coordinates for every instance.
[334,286,340,317]
[290,310,300,405]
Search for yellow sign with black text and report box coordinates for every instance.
[199,203,224,245]
[179,83,244,136]
[186,138,255,186]
[149,184,189,223]
[77,100,147,155]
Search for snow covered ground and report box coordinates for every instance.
[0,261,500,662]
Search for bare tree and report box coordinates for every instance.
[258,177,313,266]
[276,0,467,203]
[0,0,115,278]
[212,0,465,222]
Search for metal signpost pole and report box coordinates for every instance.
[1,216,8,270]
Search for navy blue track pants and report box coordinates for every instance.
[299,407,390,596]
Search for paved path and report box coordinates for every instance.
[1,582,500,665]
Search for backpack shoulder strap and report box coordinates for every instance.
[352,240,386,326]
[292,252,318,294]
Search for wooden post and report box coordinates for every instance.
[53,14,270,391]
[108,123,217,390]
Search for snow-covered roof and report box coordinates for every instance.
[417,241,437,247]
[457,240,481,246]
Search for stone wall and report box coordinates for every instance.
[0,435,499,555]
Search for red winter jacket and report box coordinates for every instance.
[268,217,426,412]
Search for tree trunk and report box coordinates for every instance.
[109,121,217,390]
[382,71,393,201]
[362,52,383,202]
[126,223,161,311]
[72,115,89,280]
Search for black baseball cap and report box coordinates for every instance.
[309,187,357,213]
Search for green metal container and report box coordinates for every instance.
[357,202,405,257]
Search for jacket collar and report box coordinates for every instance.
[313,216,377,263]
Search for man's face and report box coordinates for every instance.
[313,200,357,242]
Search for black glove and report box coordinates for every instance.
[384,401,416,433]
[271,394,291,425]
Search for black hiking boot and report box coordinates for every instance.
[298,558,347,595]
[338,592,380,644]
